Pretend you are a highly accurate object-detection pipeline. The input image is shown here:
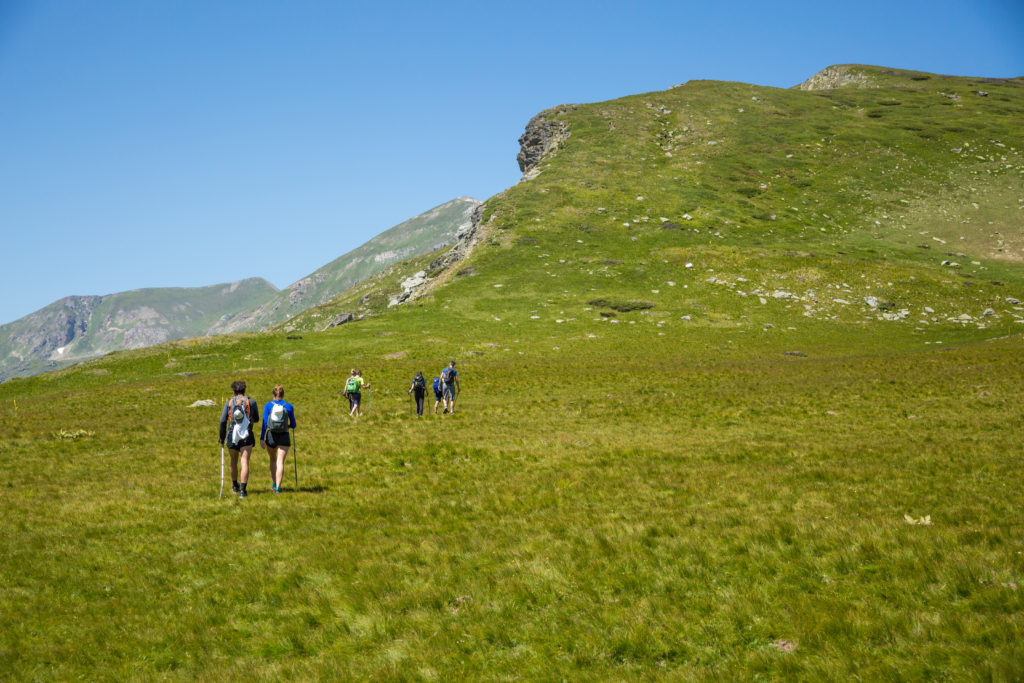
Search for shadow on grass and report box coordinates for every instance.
[244,485,330,495]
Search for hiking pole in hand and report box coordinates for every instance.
[292,429,298,488]
[219,443,224,499]
[367,388,371,416]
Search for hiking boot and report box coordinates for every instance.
[273,486,281,494]
[238,489,247,498]
[232,482,240,494]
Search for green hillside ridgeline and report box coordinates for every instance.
[1,65,1023,679]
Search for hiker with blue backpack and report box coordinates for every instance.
[432,374,444,414]
[218,380,259,499]
[261,384,296,494]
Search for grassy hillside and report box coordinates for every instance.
[209,197,480,333]
[1,66,1023,679]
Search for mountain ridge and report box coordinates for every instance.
[1,197,480,381]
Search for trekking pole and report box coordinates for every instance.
[409,393,415,416]
[367,388,371,416]
[292,429,298,488]
[219,444,224,500]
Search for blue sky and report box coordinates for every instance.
[1,0,1022,325]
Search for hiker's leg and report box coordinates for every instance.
[229,449,240,482]
[239,446,252,484]
[274,447,289,488]
[267,444,277,483]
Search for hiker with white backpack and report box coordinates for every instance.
[261,384,297,494]
[218,380,259,498]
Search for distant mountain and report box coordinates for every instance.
[0,279,278,381]
[2,197,480,381]
[208,197,480,333]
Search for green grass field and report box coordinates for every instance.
[2,65,1023,679]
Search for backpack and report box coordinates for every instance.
[345,376,360,393]
[227,396,251,444]
[413,375,426,390]
[432,377,440,391]
[228,395,250,423]
[267,402,289,432]
[442,367,455,384]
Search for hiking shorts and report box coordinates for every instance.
[442,384,455,400]
[264,430,291,448]
[433,389,443,401]
[350,391,361,406]
[227,434,255,451]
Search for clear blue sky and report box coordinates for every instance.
[1,0,1022,325]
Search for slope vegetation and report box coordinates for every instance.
[2,66,1023,679]
[210,197,480,333]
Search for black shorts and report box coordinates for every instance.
[227,434,255,450]
[265,430,291,448]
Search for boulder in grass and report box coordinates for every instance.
[189,399,217,408]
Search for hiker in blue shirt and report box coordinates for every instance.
[260,384,296,493]
[439,360,460,414]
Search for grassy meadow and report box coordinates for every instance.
[2,65,1024,679]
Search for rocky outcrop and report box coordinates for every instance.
[517,105,577,179]
[797,65,874,91]
[387,203,489,308]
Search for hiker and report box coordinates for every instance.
[432,375,444,414]
[440,360,460,414]
[261,384,296,494]
[218,380,259,498]
[408,371,427,417]
[345,368,369,416]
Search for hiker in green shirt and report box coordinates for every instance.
[345,368,370,417]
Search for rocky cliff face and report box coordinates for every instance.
[4,296,100,368]
[517,105,577,179]
[0,279,276,381]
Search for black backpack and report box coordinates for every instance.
[413,375,426,390]
[442,367,455,384]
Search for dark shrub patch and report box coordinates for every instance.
[589,299,655,313]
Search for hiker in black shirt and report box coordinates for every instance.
[408,371,427,417]
[218,380,259,498]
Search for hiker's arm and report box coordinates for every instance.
[288,404,296,429]
[218,404,228,443]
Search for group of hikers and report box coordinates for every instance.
[217,361,461,498]
[408,360,461,417]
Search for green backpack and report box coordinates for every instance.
[345,377,360,393]
[267,402,289,432]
